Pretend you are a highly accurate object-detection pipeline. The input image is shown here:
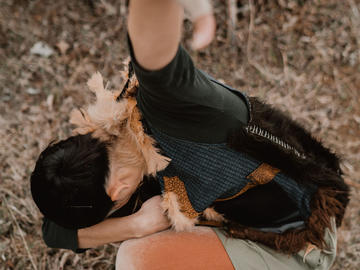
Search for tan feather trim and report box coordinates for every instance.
[163,176,200,220]
[162,191,198,231]
[70,72,170,176]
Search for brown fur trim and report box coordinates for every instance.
[70,72,170,178]
[162,191,198,231]
[198,220,223,227]
[247,163,280,184]
[163,176,200,219]
[216,163,280,202]
[224,188,344,254]
[248,97,341,173]
[227,97,350,227]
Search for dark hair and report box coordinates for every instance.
[30,134,113,229]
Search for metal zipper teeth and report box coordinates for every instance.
[246,125,307,159]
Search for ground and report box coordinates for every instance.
[0,0,359,269]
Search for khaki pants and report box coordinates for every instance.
[116,218,336,270]
[214,218,337,270]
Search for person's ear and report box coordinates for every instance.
[106,174,129,202]
[108,182,131,202]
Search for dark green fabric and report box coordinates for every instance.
[42,218,86,253]
[129,40,249,143]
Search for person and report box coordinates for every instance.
[30,0,349,269]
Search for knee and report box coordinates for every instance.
[115,228,234,270]
[115,239,142,270]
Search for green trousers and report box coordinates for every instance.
[214,218,337,270]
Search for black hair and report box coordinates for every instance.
[30,134,113,229]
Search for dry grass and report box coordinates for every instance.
[0,0,359,269]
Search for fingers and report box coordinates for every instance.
[176,0,216,50]
[191,14,216,50]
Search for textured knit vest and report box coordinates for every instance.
[147,78,315,218]
[153,125,315,217]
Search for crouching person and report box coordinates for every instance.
[30,0,348,269]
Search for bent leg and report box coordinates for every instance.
[213,218,337,270]
[116,220,337,270]
[116,226,234,270]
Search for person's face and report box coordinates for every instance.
[105,160,143,211]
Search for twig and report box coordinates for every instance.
[247,0,283,82]
[2,195,38,270]
[227,0,237,44]
[349,0,360,50]
[60,252,71,269]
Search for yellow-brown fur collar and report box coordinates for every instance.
[69,72,170,177]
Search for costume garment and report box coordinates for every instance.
[130,44,349,254]
[142,81,349,254]
[41,41,349,262]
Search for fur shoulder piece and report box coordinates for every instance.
[70,72,170,176]
[225,96,350,253]
[227,96,349,215]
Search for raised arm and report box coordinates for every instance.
[128,0,184,71]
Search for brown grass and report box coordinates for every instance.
[0,0,359,269]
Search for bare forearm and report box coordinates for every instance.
[77,196,170,249]
[128,0,184,70]
[77,215,139,248]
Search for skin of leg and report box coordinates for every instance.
[115,226,234,270]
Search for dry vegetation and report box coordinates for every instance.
[0,0,359,269]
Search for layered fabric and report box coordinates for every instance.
[121,41,348,254]
[222,96,349,253]
[142,79,349,254]
[152,126,316,220]
[77,68,349,254]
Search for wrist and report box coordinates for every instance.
[130,212,147,238]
